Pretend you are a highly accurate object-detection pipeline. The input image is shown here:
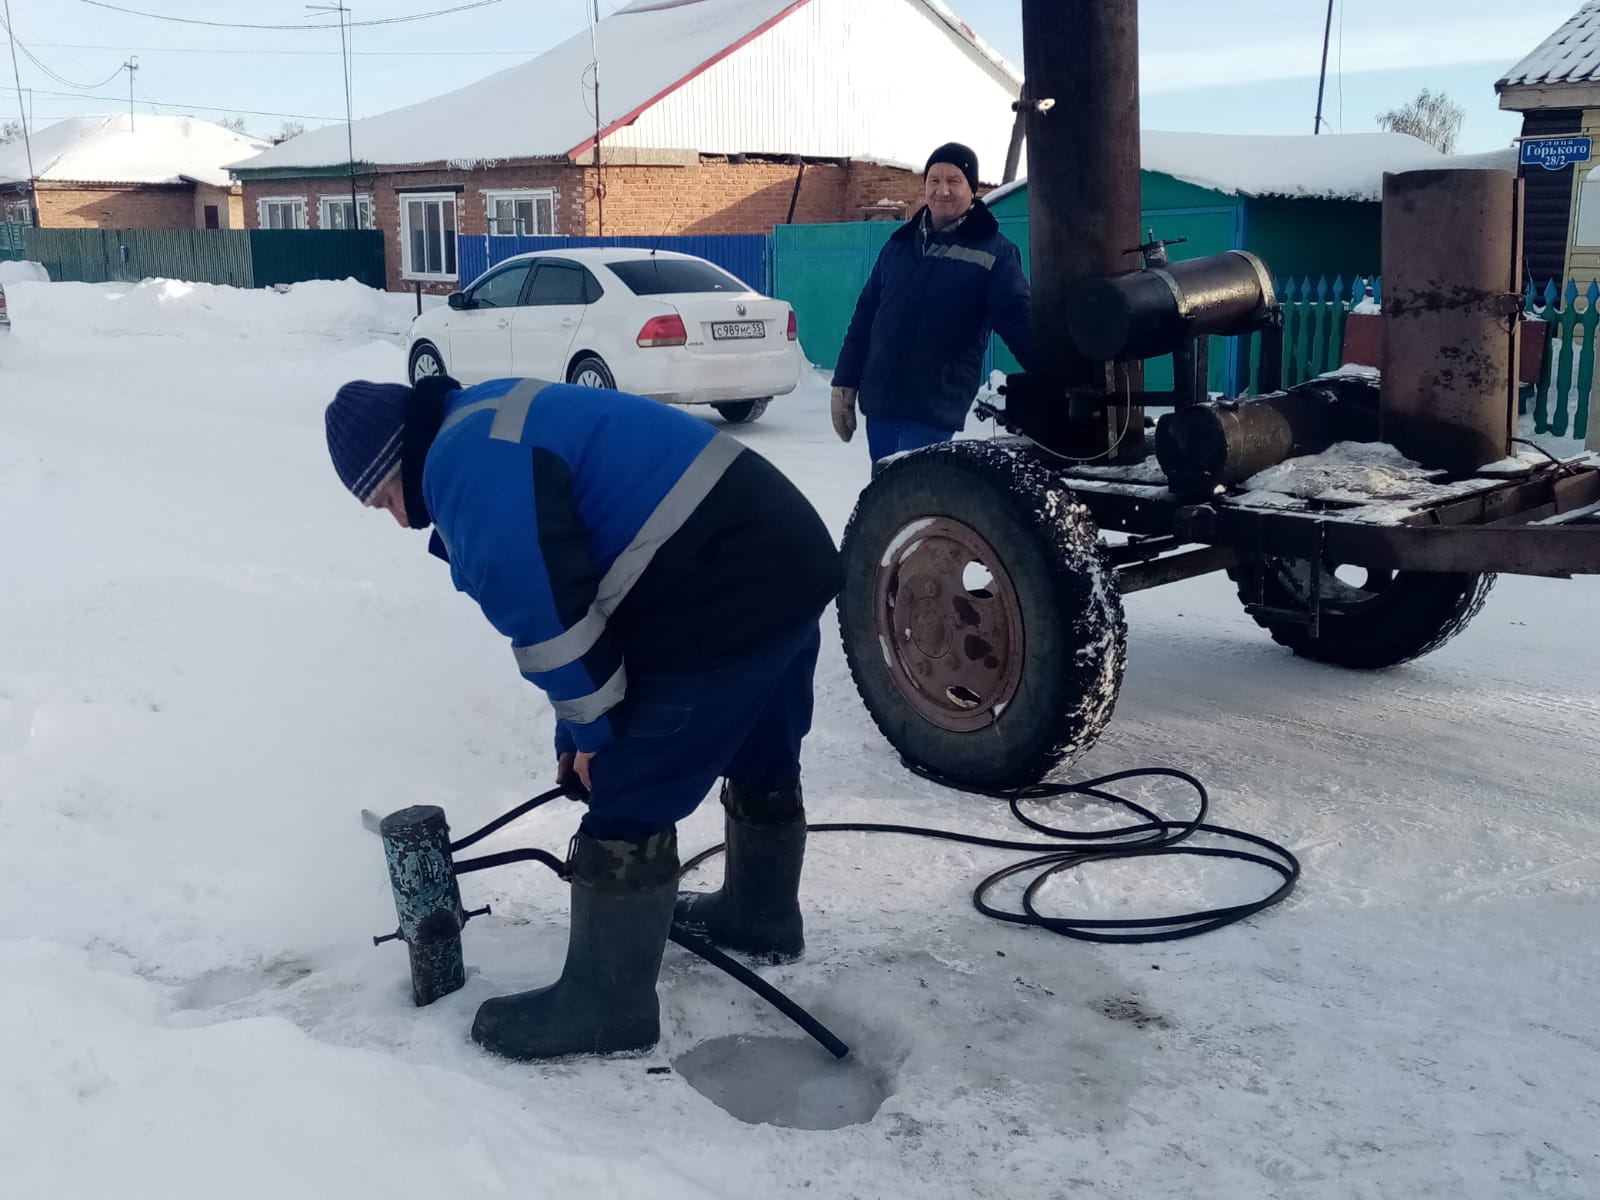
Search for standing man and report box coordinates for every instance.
[325,372,841,1061]
[831,142,1033,472]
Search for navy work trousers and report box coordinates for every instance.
[580,619,822,840]
[865,417,955,477]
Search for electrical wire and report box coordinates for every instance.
[0,12,126,90]
[28,43,539,56]
[78,0,505,31]
[0,81,339,120]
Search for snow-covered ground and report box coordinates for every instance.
[2,279,1598,1199]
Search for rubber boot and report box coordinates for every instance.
[674,780,806,964]
[470,828,677,1061]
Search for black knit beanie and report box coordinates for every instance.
[924,141,979,192]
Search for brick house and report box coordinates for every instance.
[0,113,267,231]
[228,0,1021,294]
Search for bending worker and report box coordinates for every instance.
[325,372,841,1061]
[831,140,1033,472]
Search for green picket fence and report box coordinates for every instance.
[1242,275,1589,442]
[1527,279,1595,442]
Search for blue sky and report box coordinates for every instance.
[0,0,1581,152]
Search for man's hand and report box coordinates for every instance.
[557,751,589,798]
[830,387,858,443]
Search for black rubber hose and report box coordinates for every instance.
[668,927,850,1059]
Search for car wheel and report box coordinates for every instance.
[568,354,615,390]
[713,398,770,424]
[409,341,446,385]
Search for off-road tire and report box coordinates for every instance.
[1228,559,1495,669]
[838,440,1126,790]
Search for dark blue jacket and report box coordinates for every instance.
[421,378,841,755]
[832,200,1032,432]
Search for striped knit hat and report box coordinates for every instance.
[325,381,410,503]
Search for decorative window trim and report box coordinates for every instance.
[482,187,558,237]
[401,191,459,282]
[257,196,307,230]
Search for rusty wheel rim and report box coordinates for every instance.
[873,516,1025,732]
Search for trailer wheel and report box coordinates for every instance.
[838,441,1126,790]
[1228,558,1495,669]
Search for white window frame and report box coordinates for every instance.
[401,192,459,281]
[318,193,375,231]
[257,196,307,230]
[1575,171,1600,247]
[3,199,30,224]
[483,188,556,237]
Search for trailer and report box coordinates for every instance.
[836,1,1600,790]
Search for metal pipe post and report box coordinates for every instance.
[378,805,467,1006]
[1019,0,1145,460]
[1380,168,1517,473]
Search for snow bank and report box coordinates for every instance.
[2,277,417,341]
[0,259,49,284]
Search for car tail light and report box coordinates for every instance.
[786,309,797,341]
[636,314,687,348]
[0,286,8,318]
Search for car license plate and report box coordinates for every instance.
[711,321,765,340]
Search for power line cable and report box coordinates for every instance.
[0,13,126,89]
[77,0,505,31]
[0,81,338,120]
[30,43,539,56]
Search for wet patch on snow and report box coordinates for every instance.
[673,1034,891,1130]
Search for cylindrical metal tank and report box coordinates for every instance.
[1380,168,1516,473]
[1155,374,1382,498]
[1066,250,1276,362]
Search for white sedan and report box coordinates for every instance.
[406,247,801,424]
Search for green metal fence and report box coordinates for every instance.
[0,220,26,262]
[249,229,385,289]
[12,227,384,290]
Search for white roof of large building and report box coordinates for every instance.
[983,132,1517,206]
[231,0,1019,173]
[1499,1,1600,88]
[0,113,268,187]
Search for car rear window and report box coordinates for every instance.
[606,258,746,295]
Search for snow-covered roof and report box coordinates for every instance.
[231,0,1018,173]
[983,131,1513,206]
[1499,1,1600,89]
[0,113,268,188]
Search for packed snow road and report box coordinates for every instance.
[1,279,1596,1199]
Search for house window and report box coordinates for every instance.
[402,193,458,280]
[484,189,555,236]
[258,197,307,229]
[1574,172,1600,247]
[320,193,375,231]
[3,199,32,224]
[203,204,220,230]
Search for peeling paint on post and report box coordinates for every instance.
[378,805,467,1005]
